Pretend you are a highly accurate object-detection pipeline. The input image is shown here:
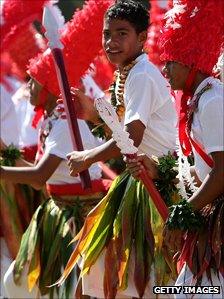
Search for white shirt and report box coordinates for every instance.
[0,81,20,146]
[123,53,177,156]
[45,117,102,185]
[191,77,224,181]
[12,84,39,148]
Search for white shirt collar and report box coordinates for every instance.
[193,76,215,96]
[135,52,148,63]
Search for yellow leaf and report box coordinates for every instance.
[27,261,41,292]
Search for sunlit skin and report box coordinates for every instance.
[162,61,209,93]
[58,19,147,123]
[162,61,190,90]
[103,18,147,71]
[27,78,42,106]
[28,78,57,114]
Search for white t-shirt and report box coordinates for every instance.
[123,53,177,157]
[191,77,224,181]
[12,84,39,148]
[0,82,20,146]
[44,117,102,185]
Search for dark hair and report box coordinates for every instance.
[105,0,150,34]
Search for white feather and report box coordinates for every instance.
[95,97,138,155]
[50,4,65,31]
[43,4,64,49]
[176,140,198,200]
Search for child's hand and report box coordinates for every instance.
[67,150,92,177]
[124,154,159,179]
[56,87,99,123]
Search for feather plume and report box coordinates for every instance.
[159,0,224,74]
[28,0,114,96]
[1,0,50,46]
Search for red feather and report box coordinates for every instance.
[1,0,49,46]
[159,0,224,74]
[28,0,114,97]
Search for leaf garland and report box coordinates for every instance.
[0,144,21,166]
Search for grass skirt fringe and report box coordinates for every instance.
[13,195,101,299]
[178,195,224,284]
[0,181,44,259]
[60,172,177,298]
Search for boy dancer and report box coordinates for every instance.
[66,1,177,297]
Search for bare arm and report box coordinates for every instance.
[188,151,224,210]
[15,158,34,167]
[1,152,62,190]
[163,151,224,252]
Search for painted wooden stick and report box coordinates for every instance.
[127,153,168,221]
[43,4,91,189]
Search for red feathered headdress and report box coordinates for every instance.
[0,52,15,91]
[4,24,47,80]
[28,0,114,97]
[145,0,168,68]
[0,0,49,46]
[1,0,49,80]
[159,0,224,74]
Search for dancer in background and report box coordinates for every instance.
[2,75,111,299]
[127,1,224,298]
[2,0,113,298]
[0,12,48,296]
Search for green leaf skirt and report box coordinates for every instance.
[61,171,178,298]
[178,195,224,283]
[13,194,103,299]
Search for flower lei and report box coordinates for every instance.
[153,152,180,207]
[39,110,60,152]
[164,83,214,232]
[91,60,137,139]
[154,152,204,231]
[166,199,204,231]
[110,60,137,121]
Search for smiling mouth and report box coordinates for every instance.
[106,50,122,54]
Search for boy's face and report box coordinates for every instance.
[103,18,146,69]
[28,79,42,106]
[162,61,190,90]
